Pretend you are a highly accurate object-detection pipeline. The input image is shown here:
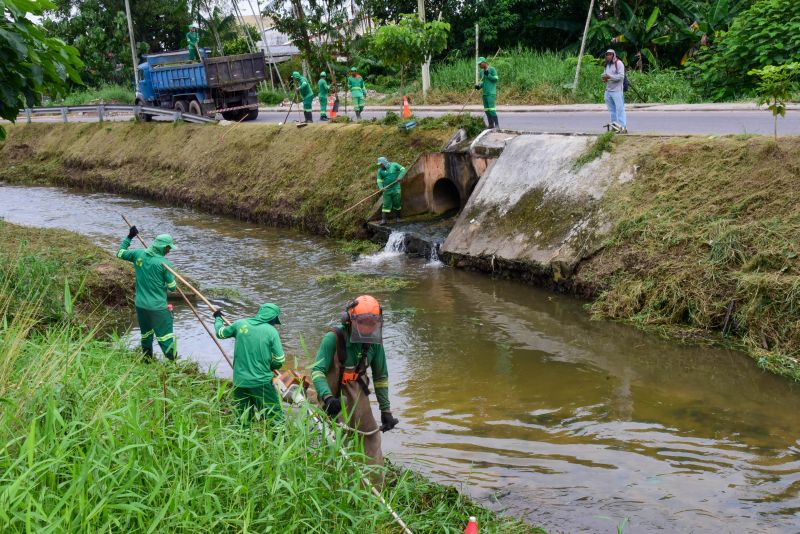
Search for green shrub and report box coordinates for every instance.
[54,84,134,106]
[686,0,800,100]
[258,87,290,106]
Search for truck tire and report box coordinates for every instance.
[244,108,259,121]
[174,101,187,113]
[188,100,203,116]
[221,110,244,121]
[135,99,152,122]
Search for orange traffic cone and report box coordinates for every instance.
[328,95,337,118]
[464,516,478,534]
[402,96,412,119]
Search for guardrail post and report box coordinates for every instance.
[174,111,182,122]
[25,108,31,124]
[61,107,68,123]
[98,104,105,122]
[133,105,141,122]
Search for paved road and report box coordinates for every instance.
[258,109,800,136]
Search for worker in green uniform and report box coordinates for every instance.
[347,66,366,120]
[187,24,200,62]
[318,71,330,122]
[292,71,314,123]
[117,227,179,361]
[377,156,406,224]
[311,295,399,472]
[474,56,499,129]
[214,303,286,426]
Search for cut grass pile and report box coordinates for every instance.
[579,136,800,380]
[316,272,415,293]
[0,122,452,238]
[0,221,539,533]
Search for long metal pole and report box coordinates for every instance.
[124,0,139,88]
[474,23,479,86]
[573,0,596,94]
[121,215,233,368]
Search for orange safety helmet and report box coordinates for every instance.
[344,295,383,344]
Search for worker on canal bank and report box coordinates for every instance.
[187,24,200,62]
[318,72,330,122]
[311,295,399,472]
[475,56,499,129]
[117,227,179,361]
[377,156,406,224]
[214,304,286,426]
[347,66,366,120]
[292,71,314,123]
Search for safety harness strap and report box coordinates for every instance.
[330,327,370,398]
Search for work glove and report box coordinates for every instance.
[323,395,342,417]
[483,68,489,75]
[474,84,481,90]
[127,225,139,239]
[380,411,399,432]
[213,309,223,319]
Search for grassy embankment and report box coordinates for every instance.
[0,121,453,238]
[577,135,800,380]
[0,222,538,532]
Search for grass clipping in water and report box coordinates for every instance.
[316,272,415,293]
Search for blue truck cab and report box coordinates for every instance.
[135,49,267,122]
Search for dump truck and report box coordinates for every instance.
[135,49,267,122]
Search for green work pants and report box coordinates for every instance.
[482,93,497,117]
[303,95,314,113]
[352,95,365,113]
[319,95,328,118]
[233,382,284,426]
[136,307,176,360]
[382,189,401,213]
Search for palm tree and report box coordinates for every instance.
[605,1,671,71]
[667,0,748,64]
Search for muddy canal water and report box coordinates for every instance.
[1,183,798,532]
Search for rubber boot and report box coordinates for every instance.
[394,211,402,224]
[380,214,388,225]
[142,347,154,363]
[356,110,362,121]
[492,115,500,129]
[484,113,492,129]
[320,114,329,122]
[305,111,313,123]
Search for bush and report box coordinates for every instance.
[54,84,134,106]
[686,0,800,100]
[258,87,290,106]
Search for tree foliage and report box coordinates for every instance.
[0,0,83,138]
[748,62,799,138]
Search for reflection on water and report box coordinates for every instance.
[1,183,799,532]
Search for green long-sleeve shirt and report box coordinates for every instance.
[318,78,330,99]
[347,75,366,97]
[377,162,406,193]
[310,325,390,411]
[480,66,498,96]
[186,31,198,49]
[296,76,313,99]
[215,303,285,388]
[117,237,177,310]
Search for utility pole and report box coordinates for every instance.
[474,23,479,86]
[124,0,139,88]
[573,0,596,95]
[418,0,430,99]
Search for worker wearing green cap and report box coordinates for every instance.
[347,66,366,120]
[117,227,179,361]
[187,24,200,61]
[318,72,330,122]
[292,71,314,123]
[377,156,406,224]
[475,56,499,128]
[214,303,286,426]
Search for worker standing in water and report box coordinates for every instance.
[475,56,499,129]
[117,227,179,361]
[347,66,366,120]
[292,71,314,123]
[214,304,286,426]
[318,71,330,122]
[377,156,406,224]
[311,295,399,475]
[186,24,200,61]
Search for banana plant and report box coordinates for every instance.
[667,0,748,64]
[605,1,671,71]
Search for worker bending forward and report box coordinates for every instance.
[377,156,406,224]
[117,227,179,361]
[311,295,399,470]
[293,71,314,123]
[214,304,286,426]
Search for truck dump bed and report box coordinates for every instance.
[144,51,266,94]
[204,52,267,90]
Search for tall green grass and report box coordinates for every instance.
[0,228,539,532]
[54,84,135,106]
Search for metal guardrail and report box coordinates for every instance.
[21,104,218,125]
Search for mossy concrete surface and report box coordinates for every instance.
[0,122,452,238]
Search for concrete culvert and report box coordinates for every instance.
[432,178,461,214]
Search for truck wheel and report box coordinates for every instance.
[221,110,243,121]
[188,100,202,116]
[135,99,152,122]
[244,108,259,121]
[174,101,187,113]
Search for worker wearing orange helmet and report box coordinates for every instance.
[310,295,398,468]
